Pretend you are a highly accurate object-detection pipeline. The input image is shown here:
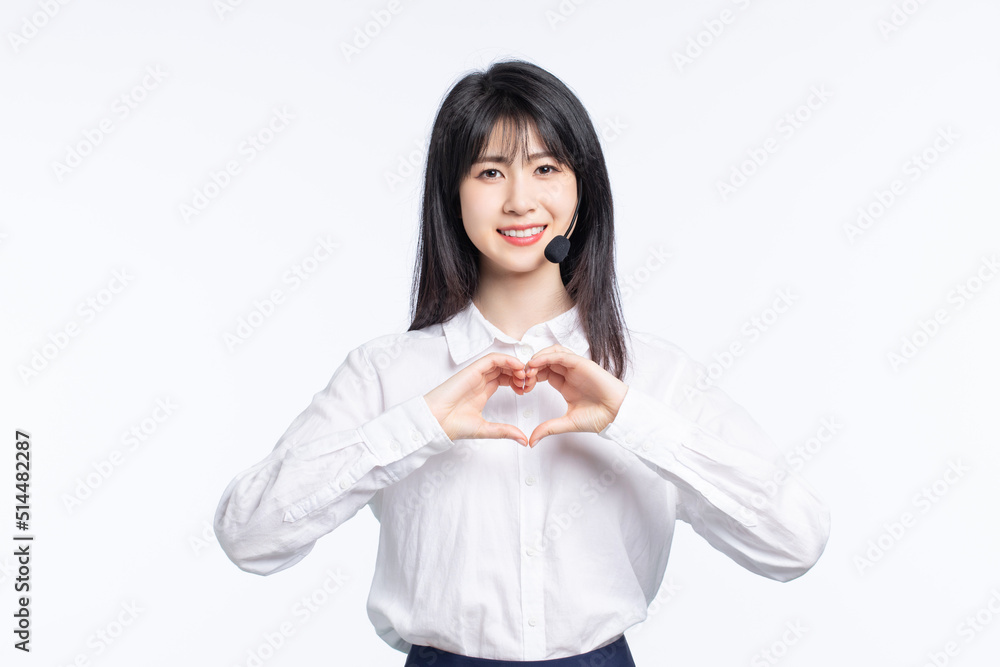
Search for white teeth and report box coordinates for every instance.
[500,226,545,238]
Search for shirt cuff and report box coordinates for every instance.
[359,393,454,476]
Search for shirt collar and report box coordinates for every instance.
[441,300,591,365]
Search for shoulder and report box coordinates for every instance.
[622,326,705,388]
[349,322,448,367]
[326,323,448,398]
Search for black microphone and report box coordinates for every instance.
[544,179,582,263]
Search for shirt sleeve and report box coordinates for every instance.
[597,345,831,582]
[213,344,454,576]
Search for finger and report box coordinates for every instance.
[483,376,502,398]
[498,373,524,394]
[529,344,567,357]
[496,352,532,371]
[500,373,538,397]
[485,363,527,387]
[526,350,577,372]
[475,353,524,383]
[495,367,529,386]
[532,366,566,389]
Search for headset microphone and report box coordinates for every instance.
[544,178,583,263]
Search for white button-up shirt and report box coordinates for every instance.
[213,300,830,661]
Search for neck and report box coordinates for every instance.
[473,261,574,341]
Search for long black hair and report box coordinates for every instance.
[408,59,631,381]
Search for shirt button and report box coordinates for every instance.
[410,428,421,442]
[522,408,533,419]
[641,440,652,452]
[528,617,538,627]
[525,475,537,486]
[525,547,537,557]
[625,432,635,445]
[389,440,400,452]
[339,479,350,490]
[516,343,532,357]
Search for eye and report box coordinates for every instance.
[478,168,501,180]
[537,164,560,175]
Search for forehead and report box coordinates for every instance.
[475,118,551,164]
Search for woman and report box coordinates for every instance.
[213,59,831,666]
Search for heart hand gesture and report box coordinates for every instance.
[522,344,629,448]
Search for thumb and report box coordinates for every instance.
[478,420,529,447]
[528,416,576,448]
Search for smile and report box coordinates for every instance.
[498,225,546,245]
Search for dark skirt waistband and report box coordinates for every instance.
[404,634,635,666]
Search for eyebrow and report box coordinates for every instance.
[473,151,557,166]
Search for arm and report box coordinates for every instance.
[213,345,453,576]
[597,345,831,582]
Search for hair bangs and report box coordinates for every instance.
[464,104,574,176]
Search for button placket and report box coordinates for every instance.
[517,362,546,657]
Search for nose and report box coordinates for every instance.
[503,174,538,216]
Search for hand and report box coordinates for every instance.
[423,352,537,447]
[523,344,629,448]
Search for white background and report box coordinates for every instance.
[2,1,999,665]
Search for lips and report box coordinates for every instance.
[497,225,547,246]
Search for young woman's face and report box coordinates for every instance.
[458,122,578,275]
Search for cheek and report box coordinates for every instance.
[540,179,576,217]
[460,189,500,228]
